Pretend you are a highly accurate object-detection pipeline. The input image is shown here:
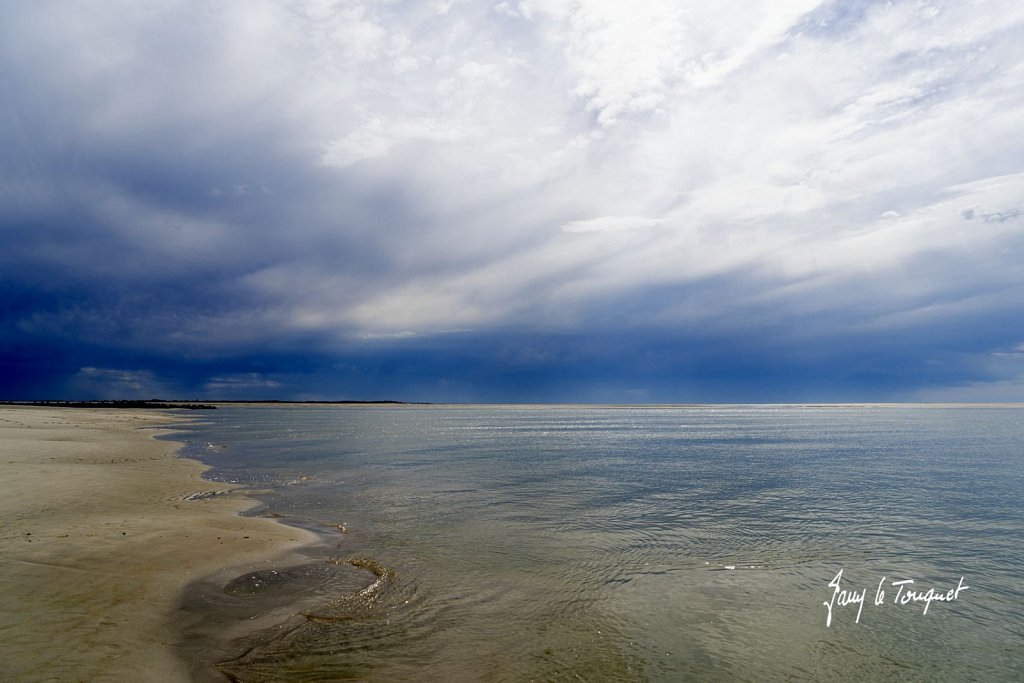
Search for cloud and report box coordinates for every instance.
[561,216,663,234]
[70,367,170,399]
[912,342,1024,402]
[203,372,284,397]
[1,0,1023,400]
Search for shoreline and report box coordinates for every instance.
[0,406,320,681]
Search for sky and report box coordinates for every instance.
[1,0,1023,403]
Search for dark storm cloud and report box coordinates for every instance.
[1,1,1023,401]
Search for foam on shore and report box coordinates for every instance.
[0,407,319,681]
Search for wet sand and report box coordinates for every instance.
[0,407,319,682]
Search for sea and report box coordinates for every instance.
[169,404,1024,682]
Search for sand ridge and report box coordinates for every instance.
[0,407,319,682]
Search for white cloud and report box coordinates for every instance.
[561,216,663,234]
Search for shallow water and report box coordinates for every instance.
[173,405,1024,681]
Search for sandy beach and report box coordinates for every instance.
[0,407,319,682]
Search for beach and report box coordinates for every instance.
[3,404,1021,681]
[0,407,318,681]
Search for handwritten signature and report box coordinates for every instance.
[823,569,969,627]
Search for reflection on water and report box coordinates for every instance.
[175,405,1024,681]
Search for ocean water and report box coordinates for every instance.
[172,405,1024,681]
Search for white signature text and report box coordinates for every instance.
[823,569,969,627]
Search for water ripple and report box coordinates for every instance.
[176,405,1024,681]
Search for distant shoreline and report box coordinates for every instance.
[0,399,426,410]
[0,400,219,409]
[1,400,1022,411]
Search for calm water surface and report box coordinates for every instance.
[173,405,1024,681]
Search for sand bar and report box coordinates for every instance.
[0,407,319,681]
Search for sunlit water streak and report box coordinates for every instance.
[173,405,1024,681]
